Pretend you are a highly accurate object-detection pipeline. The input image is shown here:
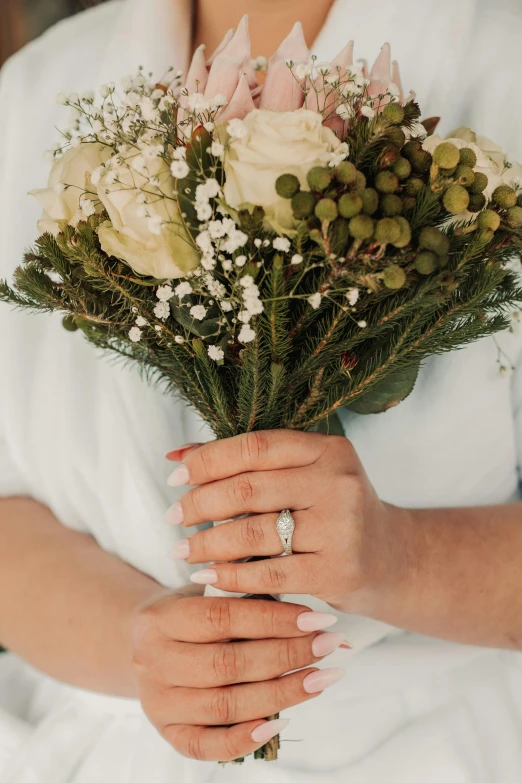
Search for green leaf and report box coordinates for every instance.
[347,363,420,415]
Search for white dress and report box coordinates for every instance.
[1,1,522,780]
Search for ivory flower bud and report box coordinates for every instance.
[223,108,342,235]
[30,143,110,236]
[97,154,200,280]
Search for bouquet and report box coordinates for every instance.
[3,16,522,762]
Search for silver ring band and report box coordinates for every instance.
[275,509,295,556]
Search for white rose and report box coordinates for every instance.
[30,143,110,236]
[97,154,200,279]
[222,108,342,235]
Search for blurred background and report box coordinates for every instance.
[1,1,101,66]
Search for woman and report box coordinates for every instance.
[1,0,522,779]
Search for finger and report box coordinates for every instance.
[190,555,318,596]
[165,718,290,762]
[158,667,336,726]
[143,596,338,643]
[167,430,330,487]
[175,511,319,564]
[166,444,203,462]
[180,466,319,526]
[153,632,346,688]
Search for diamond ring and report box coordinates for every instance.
[275,509,295,556]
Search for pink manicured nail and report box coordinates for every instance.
[167,464,190,487]
[312,633,346,658]
[190,568,218,585]
[303,667,345,694]
[297,611,338,632]
[251,718,290,744]
[171,540,190,560]
[165,502,184,526]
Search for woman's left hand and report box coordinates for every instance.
[166,431,413,615]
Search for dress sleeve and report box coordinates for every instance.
[0,57,29,498]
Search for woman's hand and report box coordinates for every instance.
[132,592,347,761]
[166,431,413,615]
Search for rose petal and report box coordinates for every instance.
[259,22,309,112]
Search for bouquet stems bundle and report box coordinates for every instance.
[2,18,522,761]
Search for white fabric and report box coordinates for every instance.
[1,0,522,779]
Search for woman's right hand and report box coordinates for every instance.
[131,593,346,761]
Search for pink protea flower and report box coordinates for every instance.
[179,17,406,131]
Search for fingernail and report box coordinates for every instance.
[340,642,353,649]
[303,667,345,694]
[312,632,346,658]
[171,540,190,560]
[297,611,338,632]
[190,568,218,585]
[165,502,184,526]
[167,464,190,487]
[251,718,290,744]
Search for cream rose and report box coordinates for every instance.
[30,143,110,236]
[223,109,342,235]
[97,155,200,280]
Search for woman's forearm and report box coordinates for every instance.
[366,502,522,649]
[0,496,170,697]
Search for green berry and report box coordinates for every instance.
[459,147,477,168]
[392,216,412,248]
[402,196,417,212]
[315,198,338,222]
[405,177,424,196]
[393,157,412,180]
[443,184,470,214]
[383,102,405,125]
[383,265,406,289]
[356,171,367,190]
[62,315,79,332]
[275,173,300,199]
[492,185,517,209]
[381,194,403,216]
[454,165,475,187]
[376,171,399,194]
[438,254,450,268]
[360,188,379,216]
[375,217,401,245]
[478,228,495,245]
[419,226,450,255]
[307,166,333,191]
[440,166,457,177]
[433,142,460,169]
[415,250,438,275]
[335,161,358,185]
[517,193,522,207]
[291,190,316,218]
[477,210,501,232]
[468,193,487,212]
[402,140,422,161]
[410,149,432,174]
[349,214,374,240]
[506,206,522,228]
[338,193,363,219]
[469,172,488,194]
[386,127,406,148]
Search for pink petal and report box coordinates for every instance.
[260,22,309,112]
[204,15,251,104]
[331,40,354,71]
[216,74,256,122]
[368,43,392,98]
[207,29,234,66]
[183,45,209,94]
[392,60,405,103]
